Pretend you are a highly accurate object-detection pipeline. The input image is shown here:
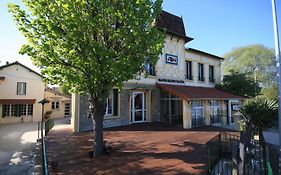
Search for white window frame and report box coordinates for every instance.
[105,91,113,116]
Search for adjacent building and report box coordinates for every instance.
[0,61,71,124]
[0,61,45,123]
[71,11,244,132]
[44,88,71,119]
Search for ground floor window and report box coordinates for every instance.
[191,100,204,127]
[105,89,119,117]
[160,90,183,124]
[2,104,33,117]
[209,100,220,124]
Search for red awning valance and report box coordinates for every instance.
[156,83,244,100]
[0,99,36,104]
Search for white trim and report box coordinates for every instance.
[131,92,146,123]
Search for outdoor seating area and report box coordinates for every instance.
[45,123,238,175]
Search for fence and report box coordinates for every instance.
[37,118,54,175]
[207,132,240,174]
[207,132,273,175]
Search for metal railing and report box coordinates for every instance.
[207,132,273,175]
[37,118,54,175]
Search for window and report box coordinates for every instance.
[105,93,113,115]
[209,65,215,82]
[2,104,33,117]
[3,104,10,117]
[10,104,17,116]
[146,58,156,76]
[52,102,59,110]
[186,61,192,80]
[17,82,26,95]
[198,63,204,81]
[191,100,204,126]
[105,89,119,116]
[27,104,33,115]
[21,104,27,115]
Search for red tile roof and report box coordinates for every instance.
[156,83,244,100]
[0,99,36,104]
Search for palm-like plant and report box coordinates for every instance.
[238,99,277,173]
[239,99,278,132]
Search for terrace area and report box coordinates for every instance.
[46,123,238,175]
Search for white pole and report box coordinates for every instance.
[271,0,281,174]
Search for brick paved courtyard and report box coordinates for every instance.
[46,123,238,175]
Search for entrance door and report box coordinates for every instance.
[131,92,146,123]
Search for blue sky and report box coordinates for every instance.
[0,0,280,70]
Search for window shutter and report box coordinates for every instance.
[17,83,19,95]
[23,83,26,95]
[113,89,118,116]
[2,104,5,118]
[16,104,21,117]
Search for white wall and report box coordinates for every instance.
[0,64,45,123]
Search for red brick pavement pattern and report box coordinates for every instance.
[46,123,238,175]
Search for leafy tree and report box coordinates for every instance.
[222,45,276,87]
[260,84,278,99]
[8,0,164,156]
[59,84,70,96]
[216,70,261,98]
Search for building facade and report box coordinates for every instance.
[71,11,243,132]
[44,88,71,119]
[0,61,45,123]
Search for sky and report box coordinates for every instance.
[0,0,280,72]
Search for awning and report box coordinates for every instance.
[156,83,244,100]
[0,99,36,104]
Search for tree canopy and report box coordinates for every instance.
[216,70,261,98]
[222,45,276,86]
[8,0,164,156]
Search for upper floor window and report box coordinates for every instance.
[146,58,156,76]
[52,102,60,110]
[186,61,192,80]
[209,65,215,83]
[17,82,26,95]
[198,63,204,81]
[105,89,119,116]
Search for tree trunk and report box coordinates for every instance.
[88,94,105,157]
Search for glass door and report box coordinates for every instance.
[131,92,146,123]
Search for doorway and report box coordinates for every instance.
[131,92,146,123]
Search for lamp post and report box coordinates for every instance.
[271,0,281,173]
[38,98,49,138]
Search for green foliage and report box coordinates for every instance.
[8,0,165,101]
[260,84,278,99]
[239,99,278,130]
[222,45,276,87]
[216,70,261,98]
[59,84,70,95]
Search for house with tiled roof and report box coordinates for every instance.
[0,61,45,123]
[71,10,244,132]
